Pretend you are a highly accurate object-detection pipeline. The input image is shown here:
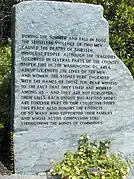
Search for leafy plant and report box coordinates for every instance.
[10,132,14,174]
[0,44,11,129]
[0,44,11,171]
[50,134,133,179]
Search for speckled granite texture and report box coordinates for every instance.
[12,0,134,176]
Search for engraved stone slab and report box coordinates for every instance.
[12,1,134,176]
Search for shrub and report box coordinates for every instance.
[50,134,133,179]
[0,44,11,170]
[0,44,11,129]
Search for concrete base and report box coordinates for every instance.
[0,176,46,179]
[0,174,61,179]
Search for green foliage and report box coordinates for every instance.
[0,0,22,43]
[0,44,11,129]
[0,44,11,171]
[10,132,14,173]
[0,45,11,85]
[50,134,133,179]
[72,0,134,77]
[108,0,134,77]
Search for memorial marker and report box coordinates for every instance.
[12,1,134,175]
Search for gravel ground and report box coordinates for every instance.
[0,161,11,176]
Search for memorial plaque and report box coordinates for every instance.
[12,1,134,175]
